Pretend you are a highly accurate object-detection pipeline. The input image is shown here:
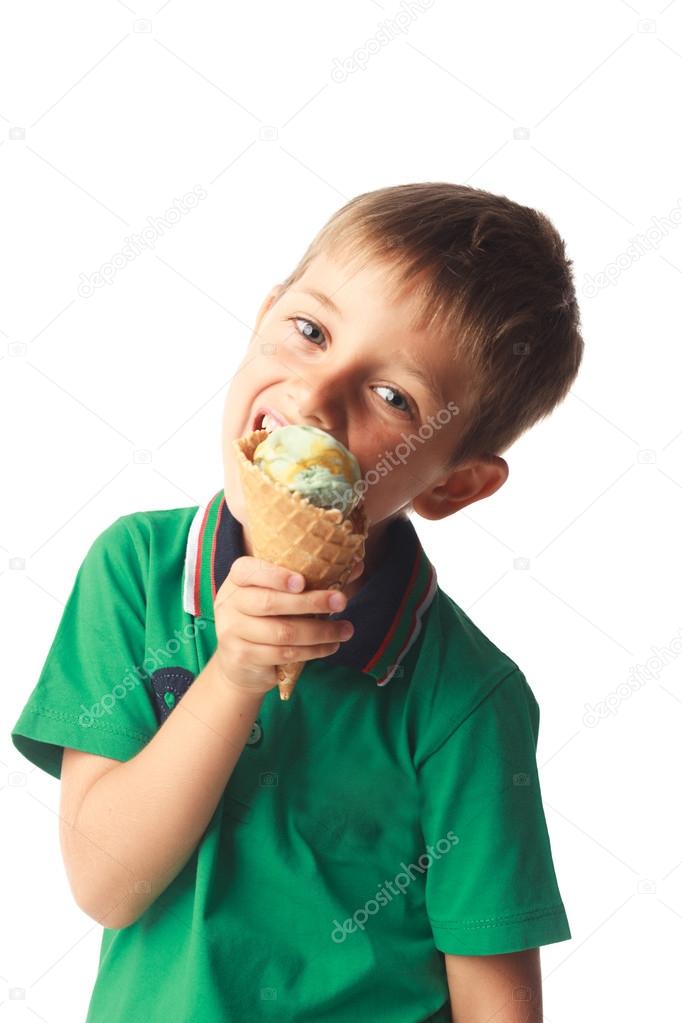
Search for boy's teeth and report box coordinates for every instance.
[262,413,279,433]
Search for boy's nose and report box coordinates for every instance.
[287,382,343,435]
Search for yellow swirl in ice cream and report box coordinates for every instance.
[253,424,361,520]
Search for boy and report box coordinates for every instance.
[11,181,583,1022]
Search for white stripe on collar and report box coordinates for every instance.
[183,500,209,616]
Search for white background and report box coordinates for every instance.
[2,0,681,1019]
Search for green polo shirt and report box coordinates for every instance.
[11,489,571,1023]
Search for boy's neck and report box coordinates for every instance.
[342,521,390,598]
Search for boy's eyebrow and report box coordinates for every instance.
[298,289,344,319]
[295,288,447,409]
[399,352,446,409]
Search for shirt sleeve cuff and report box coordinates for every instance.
[430,903,572,955]
[11,704,153,780]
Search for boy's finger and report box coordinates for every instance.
[228,554,365,597]
[229,555,305,592]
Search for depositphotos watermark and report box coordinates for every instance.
[78,621,207,727]
[581,197,682,297]
[328,399,460,517]
[331,0,435,81]
[582,626,682,727]
[331,829,459,943]
[76,185,208,297]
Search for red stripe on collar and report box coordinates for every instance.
[365,545,422,673]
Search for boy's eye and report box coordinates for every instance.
[288,316,415,419]
[292,316,325,346]
[372,384,411,415]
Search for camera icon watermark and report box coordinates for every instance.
[512,772,530,786]
[259,771,279,787]
[260,342,278,356]
[133,448,153,464]
[259,126,278,142]
[513,557,530,570]
[513,126,530,140]
[637,449,656,464]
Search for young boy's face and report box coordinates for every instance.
[222,249,486,532]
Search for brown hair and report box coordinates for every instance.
[277,182,584,467]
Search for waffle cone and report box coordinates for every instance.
[233,429,368,700]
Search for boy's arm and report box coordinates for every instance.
[59,652,264,930]
[445,948,543,1023]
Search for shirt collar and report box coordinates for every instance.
[182,490,438,688]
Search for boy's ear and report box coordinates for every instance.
[411,456,509,521]
[255,284,287,332]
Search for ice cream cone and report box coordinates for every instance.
[233,428,368,700]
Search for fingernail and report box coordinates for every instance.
[288,574,304,591]
[329,592,346,611]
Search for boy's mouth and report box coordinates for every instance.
[252,408,290,434]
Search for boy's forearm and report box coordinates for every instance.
[67,654,264,929]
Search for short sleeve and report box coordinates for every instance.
[11,516,157,780]
[417,668,571,955]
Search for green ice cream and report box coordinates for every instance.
[253,424,362,519]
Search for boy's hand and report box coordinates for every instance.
[212,556,364,696]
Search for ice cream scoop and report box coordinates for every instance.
[253,424,362,520]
